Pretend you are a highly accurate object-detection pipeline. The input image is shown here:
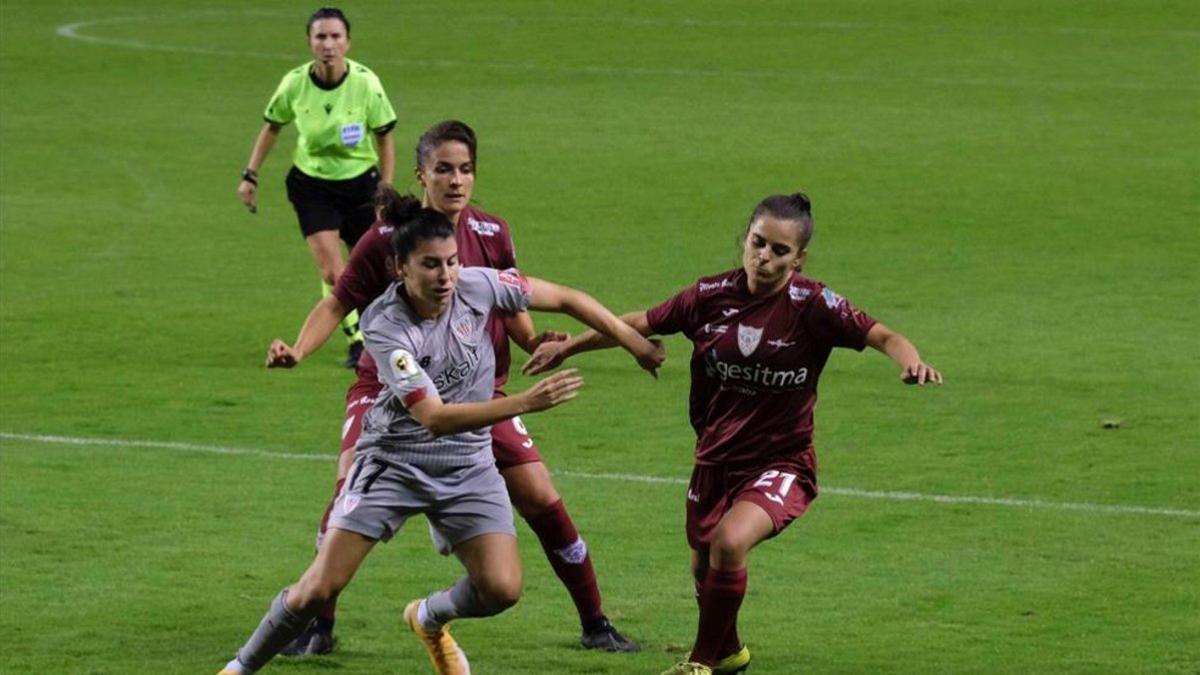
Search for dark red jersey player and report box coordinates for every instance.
[524,192,942,675]
[264,121,639,656]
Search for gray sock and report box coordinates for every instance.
[424,576,503,626]
[236,589,319,671]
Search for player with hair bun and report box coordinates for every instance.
[264,120,646,655]
[524,192,943,675]
[219,197,662,675]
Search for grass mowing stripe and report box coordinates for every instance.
[4,431,1196,520]
[54,16,1198,93]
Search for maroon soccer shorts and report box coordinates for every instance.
[685,449,819,551]
[489,391,543,470]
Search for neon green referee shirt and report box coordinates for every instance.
[264,59,397,180]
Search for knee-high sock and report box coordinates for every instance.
[313,477,346,626]
[527,499,604,625]
[236,589,321,671]
[689,567,748,666]
[423,575,506,628]
[693,559,742,658]
[321,281,361,344]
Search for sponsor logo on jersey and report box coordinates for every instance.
[722,308,740,317]
[703,349,809,390]
[340,122,364,147]
[789,285,812,302]
[390,349,419,380]
[432,346,481,390]
[468,217,501,236]
[698,278,735,294]
[737,324,763,357]
[767,338,796,349]
[703,323,729,335]
[822,287,844,309]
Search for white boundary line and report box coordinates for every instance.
[3,431,1196,520]
[54,15,1199,93]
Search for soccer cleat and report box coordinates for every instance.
[279,619,336,657]
[580,616,640,652]
[714,645,751,674]
[404,600,470,674]
[660,662,713,675]
[344,340,365,369]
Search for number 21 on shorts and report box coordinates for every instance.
[753,470,797,506]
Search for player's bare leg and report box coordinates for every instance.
[684,502,773,670]
[220,529,375,674]
[503,460,640,652]
[282,448,358,657]
[405,533,521,675]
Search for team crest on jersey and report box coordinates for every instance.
[453,316,472,340]
[789,285,812,302]
[822,287,844,308]
[341,494,361,514]
[737,324,763,357]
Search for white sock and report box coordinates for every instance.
[224,657,253,674]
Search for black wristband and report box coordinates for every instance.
[241,168,258,186]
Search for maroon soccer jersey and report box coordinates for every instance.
[646,269,876,466]
[332,204,519,388]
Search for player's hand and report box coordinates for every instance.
[632,338,665,379]
[901,361,942,385]
[266,339,301,368]
[520,369,583,412]
[521,340,570,376]
[238,179,258,214]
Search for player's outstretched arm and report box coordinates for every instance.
[407,369,584,437]
[502,311,569,355]
[521,310,654,376]
[865,322,943,385]
[524,278,663,377]
[265,294,351,368]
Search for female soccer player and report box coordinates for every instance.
[220,197,662,675]
[524,193,943,675]
[238,7,396,367]
[265,121,644,654]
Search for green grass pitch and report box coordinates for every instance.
[1,1,1197,673]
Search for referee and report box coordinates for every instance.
[238,7,396,367]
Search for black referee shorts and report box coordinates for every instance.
[285,165,379,248]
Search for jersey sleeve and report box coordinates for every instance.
[366,73,398,134]
[807,286,877,351]
[458,267,532,315]
[646,283,702,338]
[362,313,436,408]
[332,227,393,312]
[263,71,297,125]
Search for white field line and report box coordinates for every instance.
[54,16,1198,93]
[3,431,1197,520]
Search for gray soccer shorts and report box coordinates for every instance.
[328,452,516,555]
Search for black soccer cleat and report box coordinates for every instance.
[581,616,640,652]
[279,619,336,657]
[344,340,365,369]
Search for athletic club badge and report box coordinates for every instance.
[341,494,361,515]
[453,316,472,341]
[737,324,763,357]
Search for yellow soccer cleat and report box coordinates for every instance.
[714,645,751,674]
[403,600,471,675]
[660,662,714,675]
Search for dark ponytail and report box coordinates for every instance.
[376,186,455,260]
[747,192,814,249]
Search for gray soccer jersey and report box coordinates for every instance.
[357,267,533,471]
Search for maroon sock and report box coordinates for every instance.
[315,477,346,626]
[689,567,748,666]
[527,499,604,625]
[693,560,741,660]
